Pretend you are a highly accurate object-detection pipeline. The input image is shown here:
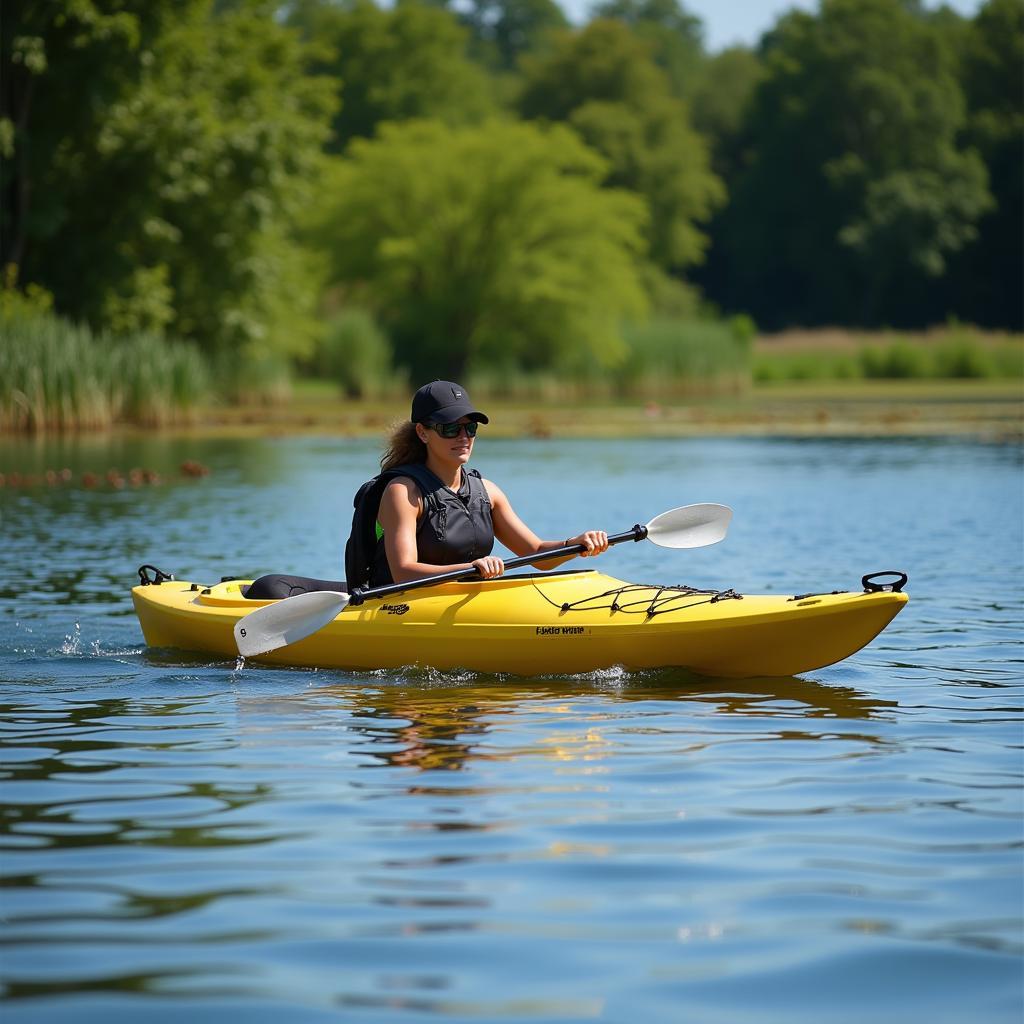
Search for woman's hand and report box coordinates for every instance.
[567,530,609,557]
[472,556,505,578]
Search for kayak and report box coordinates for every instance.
[131,568,908,678]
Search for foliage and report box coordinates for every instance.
[615,316,751,395]
[441,0,570,71]
[2,0,336,378]
[1,0,163,274]
[751,327,1023,383]
[312,118,648,382]
[688,47,764,179]
[518,18,723,271]
[312,308,404,398]
[704,0,995,330]
[1,265,53,320]
[287,0,496,148]
[590,0,705,99]
[946,0,1024,329]
[3,0,1022,419]
[467,314,752,398]
[0,312,209,433]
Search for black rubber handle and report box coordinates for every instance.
[862,571,908,593]
[137,564,175,586]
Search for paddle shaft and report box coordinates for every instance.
[347,525,648,606]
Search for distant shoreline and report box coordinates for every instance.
[118,379,1024,444]
[2,380,1019,445]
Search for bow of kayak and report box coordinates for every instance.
[131,569,907,678]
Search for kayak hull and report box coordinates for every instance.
[132,570,907,678]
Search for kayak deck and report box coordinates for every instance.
[132,570,908,678]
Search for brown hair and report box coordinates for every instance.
[381,419,427,471]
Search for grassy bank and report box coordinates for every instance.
[193,377,1021,442]
[466,317,755,400]
[2,314,1019,440]
[753,326,1022,383]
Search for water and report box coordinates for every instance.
[1,435,1021,1023]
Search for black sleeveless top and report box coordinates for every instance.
[369,465,495,587]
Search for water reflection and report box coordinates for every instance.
[246,670,895,776]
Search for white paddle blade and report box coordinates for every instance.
[645,503,732,549]
[234,590,350,658]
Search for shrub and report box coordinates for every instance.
[314,308,402,399]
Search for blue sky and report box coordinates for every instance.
[563,1,985,53]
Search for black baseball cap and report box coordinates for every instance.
[411,380,489,425]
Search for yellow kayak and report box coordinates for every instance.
[132,569,908,678]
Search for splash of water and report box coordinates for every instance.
[60,622,82,656]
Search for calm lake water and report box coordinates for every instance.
[1,434,1021,1023]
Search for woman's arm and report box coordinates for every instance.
[378,478,504,583]
[485,480,609,569]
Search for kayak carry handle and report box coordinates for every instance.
[138,564,175,586]
[862,571,907,593]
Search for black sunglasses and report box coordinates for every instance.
[430,421,479,439]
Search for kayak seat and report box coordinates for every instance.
[245,574,347,600]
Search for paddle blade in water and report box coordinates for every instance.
[234,590,350,658]
[645,503,732,549]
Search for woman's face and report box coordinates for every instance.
[416,417,477,464]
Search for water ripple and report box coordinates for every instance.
[1,436,1021,1022]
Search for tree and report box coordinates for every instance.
[703,0,993,328]
[947,0,1023,329]
[312,119,648,381]
[518,19,722,271]
[443,0,569,72]
[2,1,336,368]
[287,0,496,149]
[688,46,764,180]
[590,0,705,99]
[1,1,171,275]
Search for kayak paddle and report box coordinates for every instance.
[234,502,732,658]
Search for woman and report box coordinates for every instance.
[365,379,608,587]
[246,380,608,601]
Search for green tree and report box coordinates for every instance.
[518,19,722,271]
[1,1,170,274]
[705,0,992,328]
[689,46,764,179]
[287,0,496,149]
[590,0,705,99]
[312,119,648,380]
[949,0,1023,329]
[443,0,569,71]
[2,1,336,372]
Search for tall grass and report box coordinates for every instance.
[753,326,1023,383]
[310,308,407,399]
[468,317,755,400]
[1,312,209,433]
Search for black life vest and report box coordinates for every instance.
[344,463,494,591]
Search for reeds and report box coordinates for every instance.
[616,316,754,397]
[0,313,209,433]
[468,317,755,400]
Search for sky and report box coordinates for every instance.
[563,0,986,53]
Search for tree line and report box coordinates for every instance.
[2,0,1019,389]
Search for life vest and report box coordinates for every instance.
[344,463,494,591]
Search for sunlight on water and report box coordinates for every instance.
[0,436,1021,1023]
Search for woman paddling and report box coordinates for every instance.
[362,379,608,587]
[246,380,608,600]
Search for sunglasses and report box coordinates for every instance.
[429,421,479,439]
